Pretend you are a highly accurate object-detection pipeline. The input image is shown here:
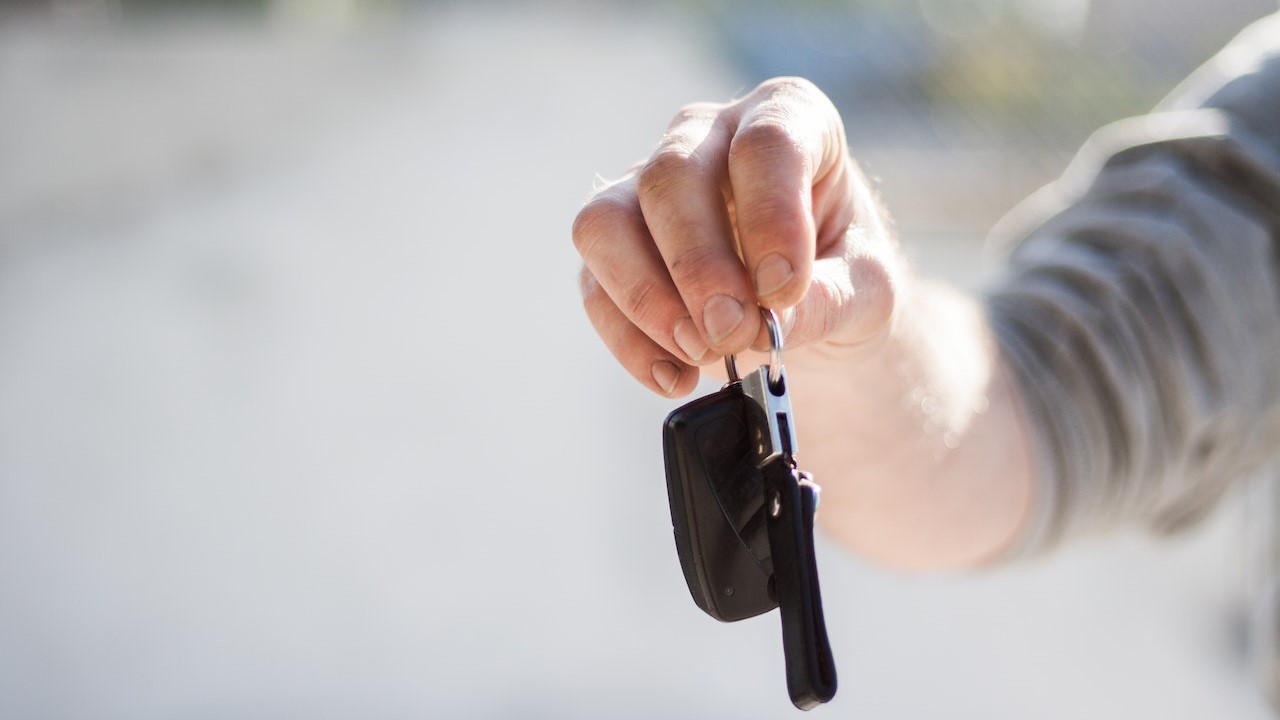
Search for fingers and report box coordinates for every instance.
[575,177,714,368]
[728,78,850,309]
[579,266,701,397]
[573,77,884,396]
[636,102,762,356]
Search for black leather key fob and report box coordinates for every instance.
[662,383,776,622]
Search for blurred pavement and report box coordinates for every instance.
[0,5,1274,719]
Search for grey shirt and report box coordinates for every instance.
[988,13,1280,555]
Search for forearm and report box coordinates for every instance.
[789,14,1280,569]
[786,277,1035,570]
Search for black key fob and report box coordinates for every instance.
[662,381,776,622]
[660,309,837,711]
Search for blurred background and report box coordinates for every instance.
[2,0,1279,717]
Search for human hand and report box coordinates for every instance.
[573,77,901,396]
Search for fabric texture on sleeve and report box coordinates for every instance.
[986,13,1280,555]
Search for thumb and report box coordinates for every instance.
[780,231,901,351]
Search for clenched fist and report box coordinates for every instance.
[573,77,900,397]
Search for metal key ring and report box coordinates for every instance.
[724,354,741,384]
[761,307,784,389]
[722,308,785,388]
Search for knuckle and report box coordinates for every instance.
[730,120,800,167]
[737,77,845,173]
[636,149,699,204]
[572,191,631,256]
[738,194,806,240]
[621,277,662,327]
[666,243,724,287]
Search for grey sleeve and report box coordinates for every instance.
[986,14,1280,554]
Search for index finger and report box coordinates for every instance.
[727,78,850,309]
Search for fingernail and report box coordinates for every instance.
[755,253,794,297]
[702,294,745,344]
[673,317,708,363]
[652,360,680,395]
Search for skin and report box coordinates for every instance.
[573,77,1036,570]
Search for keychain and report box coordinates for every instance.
[662,308,837,710]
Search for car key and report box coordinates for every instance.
[662,308,837,710]
[663,356,776,622]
